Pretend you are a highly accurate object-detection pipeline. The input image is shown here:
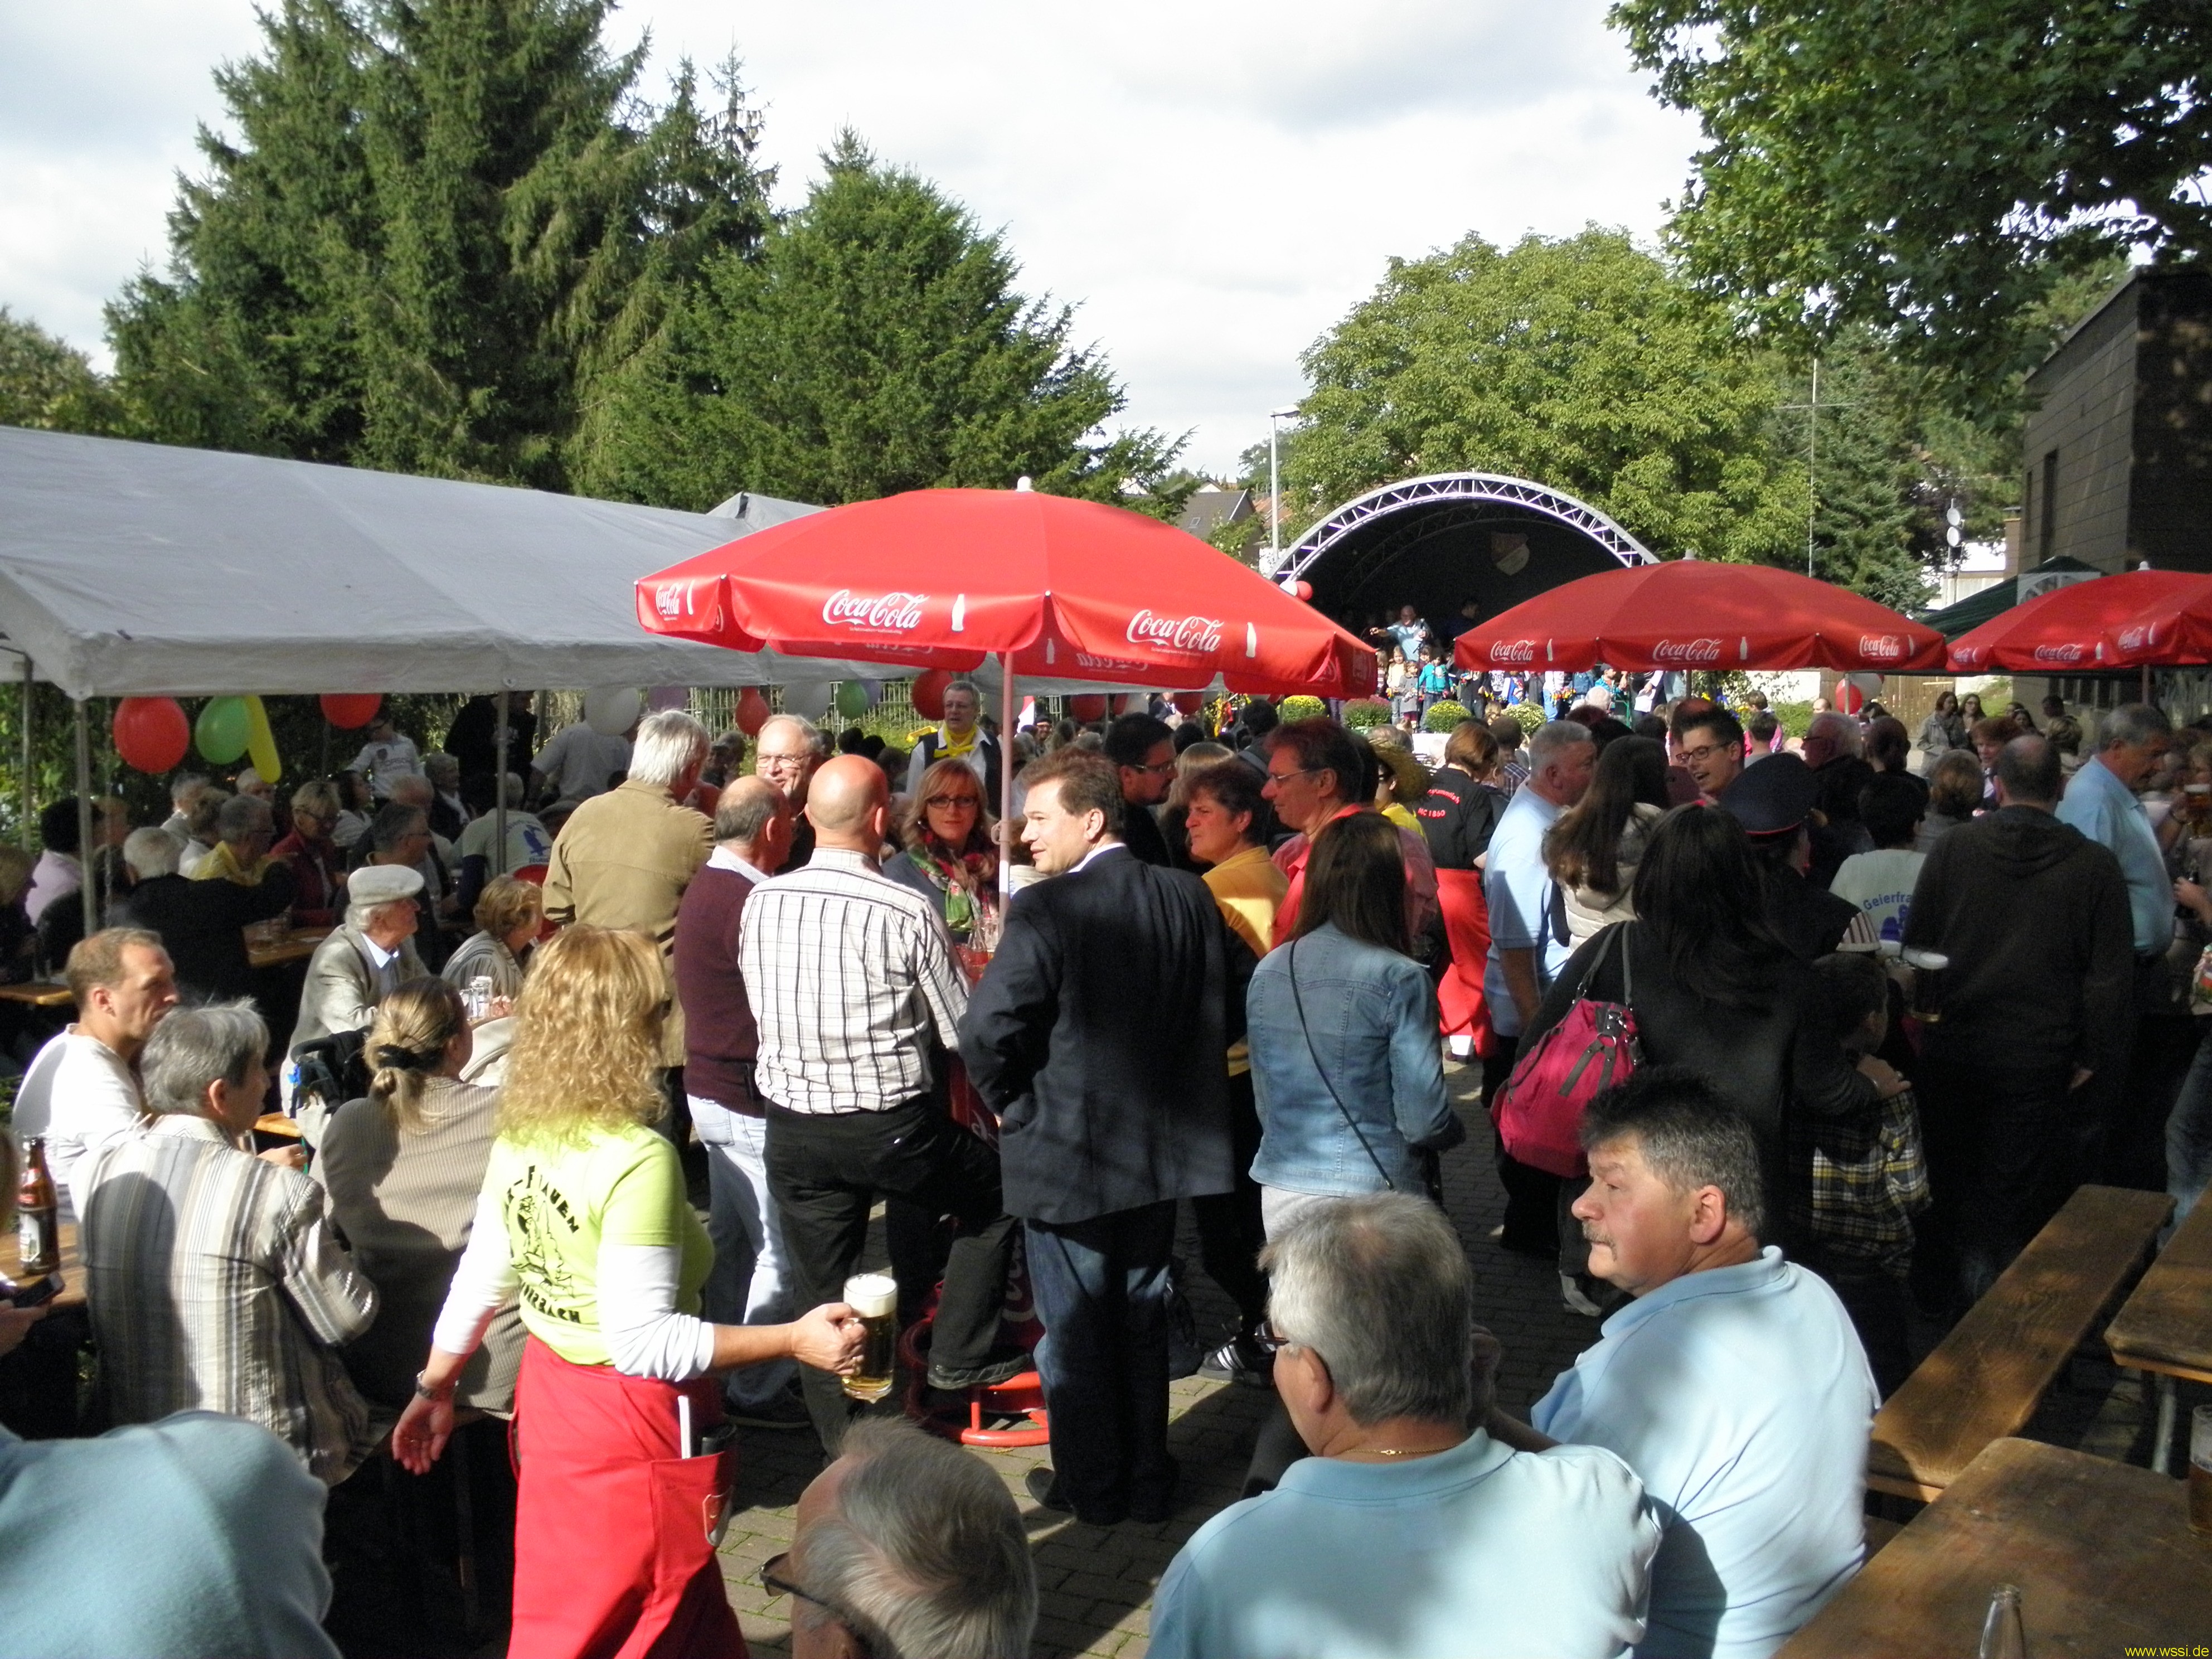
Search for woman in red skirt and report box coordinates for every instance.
[395,926,864,1659]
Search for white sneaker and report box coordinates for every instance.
[1560,1273,1605,1317]
[1448,1035,1473,1059]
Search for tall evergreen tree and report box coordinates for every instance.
[588,134,1182,511]
[108,0,772,489]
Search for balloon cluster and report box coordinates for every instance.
[777,680,881,722]
[114,690,398,780]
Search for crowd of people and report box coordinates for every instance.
[1,663,2201,1659]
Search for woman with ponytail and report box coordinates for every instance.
[314,976,523,1413]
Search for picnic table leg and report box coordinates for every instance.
[2150,1372,2179,1475]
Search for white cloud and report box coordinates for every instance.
[0,0,1700,476]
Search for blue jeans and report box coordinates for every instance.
[2166,1026,2212,1224]
[1026,1202,1178,1520]
[694,1098,794,1409]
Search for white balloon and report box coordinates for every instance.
[779,680,835,720]
[858,677,882,709]
[585,685,643,736]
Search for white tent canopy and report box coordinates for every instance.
[0,425,861,699]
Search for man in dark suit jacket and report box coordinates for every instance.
[1104,712,1177,867]
[961,748,1234,1526]
[111,827,295,1002]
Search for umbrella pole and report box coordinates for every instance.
[2142,664,2152,706]
[74,698,95,946]
[997,652,1016,905]
[20,656,32,851]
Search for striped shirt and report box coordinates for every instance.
[79,1114,380,1485]
[739,847,968,1114]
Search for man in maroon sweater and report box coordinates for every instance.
[675,776,806,1427]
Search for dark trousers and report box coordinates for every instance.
[2111,957,2195,1192]
[1026,1201,1178,1521]
[1918,1051,2100,1311]
[1483,1034,1560,1253]
[1801,1242,1913,1398]
[764,1100,1017,1454]
[1190,1070,1268,1331]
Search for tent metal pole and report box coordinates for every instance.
[494,688,510,870]
[998,653,1016,905]
[19,657,32,851]
[74,698,95,944]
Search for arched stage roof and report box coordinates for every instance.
[1269,472,1653,633]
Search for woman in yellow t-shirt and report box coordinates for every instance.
[396,926,862,1659]
[1180,759,1287,1385]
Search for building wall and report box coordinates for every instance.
[2128,271,2212,573]
[2022,282,2139,573]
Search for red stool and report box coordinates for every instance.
[898,1286,1051,1449]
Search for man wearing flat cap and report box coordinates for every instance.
[289,863,428,1065]
[1717,754,1874,959]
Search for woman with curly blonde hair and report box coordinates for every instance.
[396,926,863,1659]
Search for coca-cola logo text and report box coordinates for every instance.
[1126,609,1225,654]
[1857,634,1905,661]
[1489,639,1536,664]
[821,589,927,631]
[2032,643,2085,663]
[2118,625,2152,652]
[1653,637,1723,664]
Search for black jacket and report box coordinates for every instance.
[1119,801,1172,868]
[113,866,297,1000]
[1901,805,2134,1080]
[1765,864,1862,961]
[959,847,1233,1224]
[1525,918,1877,1246]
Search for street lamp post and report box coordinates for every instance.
[1267,405,1298,574]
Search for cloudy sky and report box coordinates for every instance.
[0,1,1701,476]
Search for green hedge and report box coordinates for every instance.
[1279,695,1327,722]
[1508,700,1545,735]
[1342,699,1393,729]
[1423,700,1472,733]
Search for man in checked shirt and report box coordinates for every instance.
[740,755,1022,1455]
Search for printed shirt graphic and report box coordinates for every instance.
[486,1122,711,1366]
[1828,847,1927,945]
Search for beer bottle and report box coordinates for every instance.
[16,1137,60,1277]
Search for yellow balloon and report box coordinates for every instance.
[244,695,283,785]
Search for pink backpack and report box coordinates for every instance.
[1491,924,1640,1177]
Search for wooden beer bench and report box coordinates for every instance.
[2103,1196,2212,1474]
[1866,1184,2172,1503]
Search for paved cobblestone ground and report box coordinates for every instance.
[715,1056,1605,1659]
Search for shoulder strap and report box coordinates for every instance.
[1285,938,1398,1191]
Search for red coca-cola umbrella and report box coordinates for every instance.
[1947,568,2212,671]
[1453,556,1946,675]
[637,486,1375,885]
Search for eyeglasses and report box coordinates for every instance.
[1265,766,1318,787]
[1253,1320,1297,1356]
[1676,743,1733,765]
[1132,759,1177,777]
[925,795,981,811]
[757,751,811,769]
[760,1553,865,1643]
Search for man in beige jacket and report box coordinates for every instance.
[542,709,714,1085]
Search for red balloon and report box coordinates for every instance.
[1069,693,1108,722]
[736,687,772,736]
[1294,581,1314,601]
[112,697,190,774]
[1111,694,1141,716]
[320,693,383,730]
[1172,692,1204,716]
[911,670,951,721]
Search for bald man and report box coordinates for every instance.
[676,777,806,1427]
[739,756,1022,1453]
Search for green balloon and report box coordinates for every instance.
[835,681,871,720]
[195,696,252,764]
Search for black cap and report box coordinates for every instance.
[1718,752,1817,836]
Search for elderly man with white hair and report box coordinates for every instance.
[113,824,294,1001]
[160,773,211,855]
[289,864,428,1067]
[755,711,826,869]
[543,708,715,1081]
[1151,1192,1658,1659]
[191,792,282,887]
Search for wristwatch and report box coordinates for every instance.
[413,1371,453,1403]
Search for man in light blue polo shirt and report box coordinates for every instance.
[1483,719,1597,1260]
[1491,1068,1877,1659]
[2055,702,2173,957]
[1151,1193,1659,1659]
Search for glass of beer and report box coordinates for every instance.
[2190,1404,2212,1536]
[1901,947,1948,1026]
[842,1273,899,1404]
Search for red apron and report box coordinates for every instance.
[510,1337,745,1659]
[1434,867,1495,1055]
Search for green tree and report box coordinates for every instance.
[1767,334,1925,609]
[108,0,772,489]
[0,309,123,436]
[588,134,1183,511]
[1609,0,2211,394]
[1294,227,1803,563]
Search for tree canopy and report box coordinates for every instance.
[1293,227,1804,564]
[586,134,1182,511]
[1609,0,2211,392]
[0,309,122,436]
[107,0,773,490]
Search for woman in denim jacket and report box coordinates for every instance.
[1247,812,1464,1236]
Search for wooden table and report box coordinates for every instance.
[1,1215,83,1310]
[1779,1438,2212,1657]
[0,981,74,1009]
[246,925,331,970]
[2106,1197,2212,1474]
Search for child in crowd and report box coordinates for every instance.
[1795,950,1929,1397]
